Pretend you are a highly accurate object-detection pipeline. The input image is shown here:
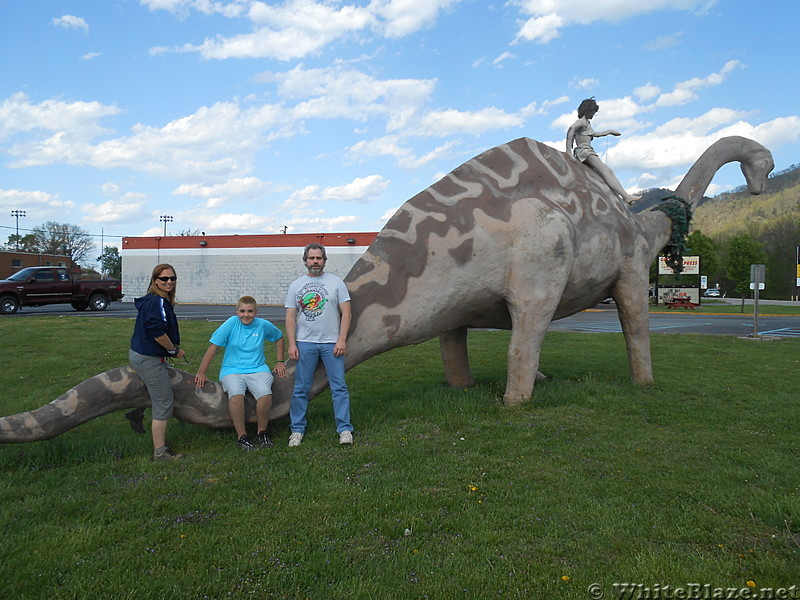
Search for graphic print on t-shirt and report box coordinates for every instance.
[299,281,328,321]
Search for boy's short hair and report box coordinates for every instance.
[237,296,258,308]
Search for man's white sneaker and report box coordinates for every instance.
[288,432,304,447]
[339,430,353,445]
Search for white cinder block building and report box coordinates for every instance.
[121,232,378,305]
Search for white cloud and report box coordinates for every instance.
[319,175,389,202]
[268,65,436,127]
[82,52,101,60]
[0,92,121,143]
[511,1,716,44]
[0,188,76,225]
[492,52,515,67]
[571,77,599,90]
[2,97,291,179]
[656,60,743,107]
[179,1,374,61]
[145,0,464,60]
[370,0,463,38]
[634,83,661,102]
[53,15,89,33]
[645,32,682,50]
[173,177,273,200]
[81,195,150,224]
[513,13,564,44]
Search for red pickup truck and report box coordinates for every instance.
[0,266,123,315]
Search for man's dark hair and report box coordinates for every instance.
[303,242,327,261]
[577,97,598,119]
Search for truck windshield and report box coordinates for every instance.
[7,268,37,282]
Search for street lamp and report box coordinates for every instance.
[11,210,26,250]
[159,215,174,237]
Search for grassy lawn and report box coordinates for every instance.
[0,317,798,599]
[650,300,800,315]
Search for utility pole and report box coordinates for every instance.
[159,215,173,237]
[11,210,26,250]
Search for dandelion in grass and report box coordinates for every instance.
[746,580,756,588]
[469,485,478,492]
[180,534,187,538]
[561,575,570,582]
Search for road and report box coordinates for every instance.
[4,300,799,338]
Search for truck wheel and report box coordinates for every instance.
[89,293,110,311]
[71,301,88,311]
[0,295,20,315]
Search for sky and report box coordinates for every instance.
[1,0,798,265]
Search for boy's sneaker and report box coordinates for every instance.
[256,430,274,448]
[288,432,304,447]
[339,430,353,445]
[237,435,257,451]
[152,447,184,461]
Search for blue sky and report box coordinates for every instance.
[1,0,798,263]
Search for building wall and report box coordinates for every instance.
[120,233,376,305]
[0,251,73,279]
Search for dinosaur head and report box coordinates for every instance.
[740,143,774,195]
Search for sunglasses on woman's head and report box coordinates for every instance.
[156,276,177,282]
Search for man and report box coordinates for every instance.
[285,243,354,446]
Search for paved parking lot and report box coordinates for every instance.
[5,300,799,337]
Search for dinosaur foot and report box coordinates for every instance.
[625,194,642,206]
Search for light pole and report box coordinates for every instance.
[11,210,26,250]
[159,215,173,237]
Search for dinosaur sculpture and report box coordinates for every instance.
[0,136,773,443]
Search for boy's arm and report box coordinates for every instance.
[273,336,287,377]
[194,344,220,387]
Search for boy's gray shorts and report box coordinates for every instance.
[129,349,174,421]
[221,371,274,399]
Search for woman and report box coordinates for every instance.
[129,264,187,461]
[566,98,640,206]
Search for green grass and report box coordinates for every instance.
[649,301,800,315]
[1,317,799,599]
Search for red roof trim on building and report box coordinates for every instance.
[122,232,379,250]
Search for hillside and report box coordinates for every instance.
[633,163,800,240]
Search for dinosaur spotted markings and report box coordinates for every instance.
[0,136,773,443]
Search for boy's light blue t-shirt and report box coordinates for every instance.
[210,316,283,380]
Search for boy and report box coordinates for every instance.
[195,296,287,450]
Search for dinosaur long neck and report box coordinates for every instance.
[673,136,751,209]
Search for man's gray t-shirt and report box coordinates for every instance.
[285,272,351,343]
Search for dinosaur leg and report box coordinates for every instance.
[614,275,655,385]
[439,327,476,389]
[502,290,558,406]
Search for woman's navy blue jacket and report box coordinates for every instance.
[130,293,180,357]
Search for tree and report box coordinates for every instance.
[178,228,202,236]
[723,233,767,311]
[686,230,721,286]
[3,233,37,252]
[30,222,95,265]
[97,246,122,279]
[760,215,800,299]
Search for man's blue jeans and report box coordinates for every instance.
[290,342,353,434]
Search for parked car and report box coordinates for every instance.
[703,288,721,298]
[0,267,123,314]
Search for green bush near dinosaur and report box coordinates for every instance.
[1,318,798,599]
